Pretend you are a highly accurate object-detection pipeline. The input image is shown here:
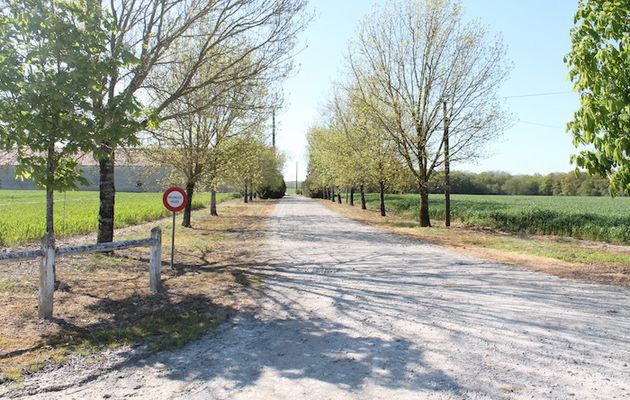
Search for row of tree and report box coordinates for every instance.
[307,165,612,198]
[305,0,510,226]
[0,0,306,239]
[306,0,629,222]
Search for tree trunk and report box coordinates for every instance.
[330,187,335,202]
[360,184,366,210]
[350,187,355,206]
[419,183,431,227]
[210,188,218,216]
[97,142,115,243]
[243,180,248,203]
[46,129,57,284]
[345,189,348,204]
[45,184,57,283]
[444,171,451,227]
[443,100,451,227]
[249,182,253,202]
[379,180,386,216]
[45,140,54,236]
[45,188,54,236]
[182,181,194,227]
[337,193,341,204]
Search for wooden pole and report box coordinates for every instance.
[38,233,55,319]
[149,227,162,293]
[443,100,451,227]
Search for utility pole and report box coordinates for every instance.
[443,100,451,227]
[272,108,276,149]
[295,161,298,195]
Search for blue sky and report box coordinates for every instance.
[275,0,581,181]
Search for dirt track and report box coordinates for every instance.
[8,196,630,399]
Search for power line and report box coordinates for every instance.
[503,91,573,99]
[516,119,565,129]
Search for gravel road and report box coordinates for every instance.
[9,196,630,399]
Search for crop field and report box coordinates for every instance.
[0,190,239,246]
[359,193,630,244]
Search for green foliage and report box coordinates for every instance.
[359,193,630,244]
[306,89,411,196]
[222,135,285,196]
[0,0,112,191]
[565,0,630,194]
[342,0,510,226]
[0,190,238,245]
[258,175,286,199]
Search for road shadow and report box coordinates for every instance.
[137,311,462,395]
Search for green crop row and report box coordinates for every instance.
[0,190,239,246]
[359,193,630,244]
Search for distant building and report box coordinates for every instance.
[0,150,169,192]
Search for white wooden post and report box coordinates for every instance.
[149,227,162,293]
[38,233,55,319]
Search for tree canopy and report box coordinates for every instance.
[565,0,630,194]
[0,0,111,233]
[346,0,510,226]
[305,0,510,226]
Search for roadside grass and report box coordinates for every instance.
[0,190,240,246]
[0,280,34,293]
[75,303,223,353]
[323,199,630,287]
[0,200,274,384]
[359,193,630,244]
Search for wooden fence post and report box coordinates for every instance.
[149,227,162,293]
[38,233,55,319]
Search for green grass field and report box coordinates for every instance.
[359,193,630,244]
[0,190,239,246]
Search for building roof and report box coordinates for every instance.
[0,148,152,166]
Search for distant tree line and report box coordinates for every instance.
[425,171,613,196]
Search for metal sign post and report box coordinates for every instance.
[170,211,176,269]
[162,187,188,270]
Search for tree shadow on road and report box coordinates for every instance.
[147,311,463,396]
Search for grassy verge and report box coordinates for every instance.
[0,190,240,246]
[321,199,630,287]
[359,193,630,244]
[0,199,275,384]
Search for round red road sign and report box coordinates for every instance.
[163,186,187,212]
